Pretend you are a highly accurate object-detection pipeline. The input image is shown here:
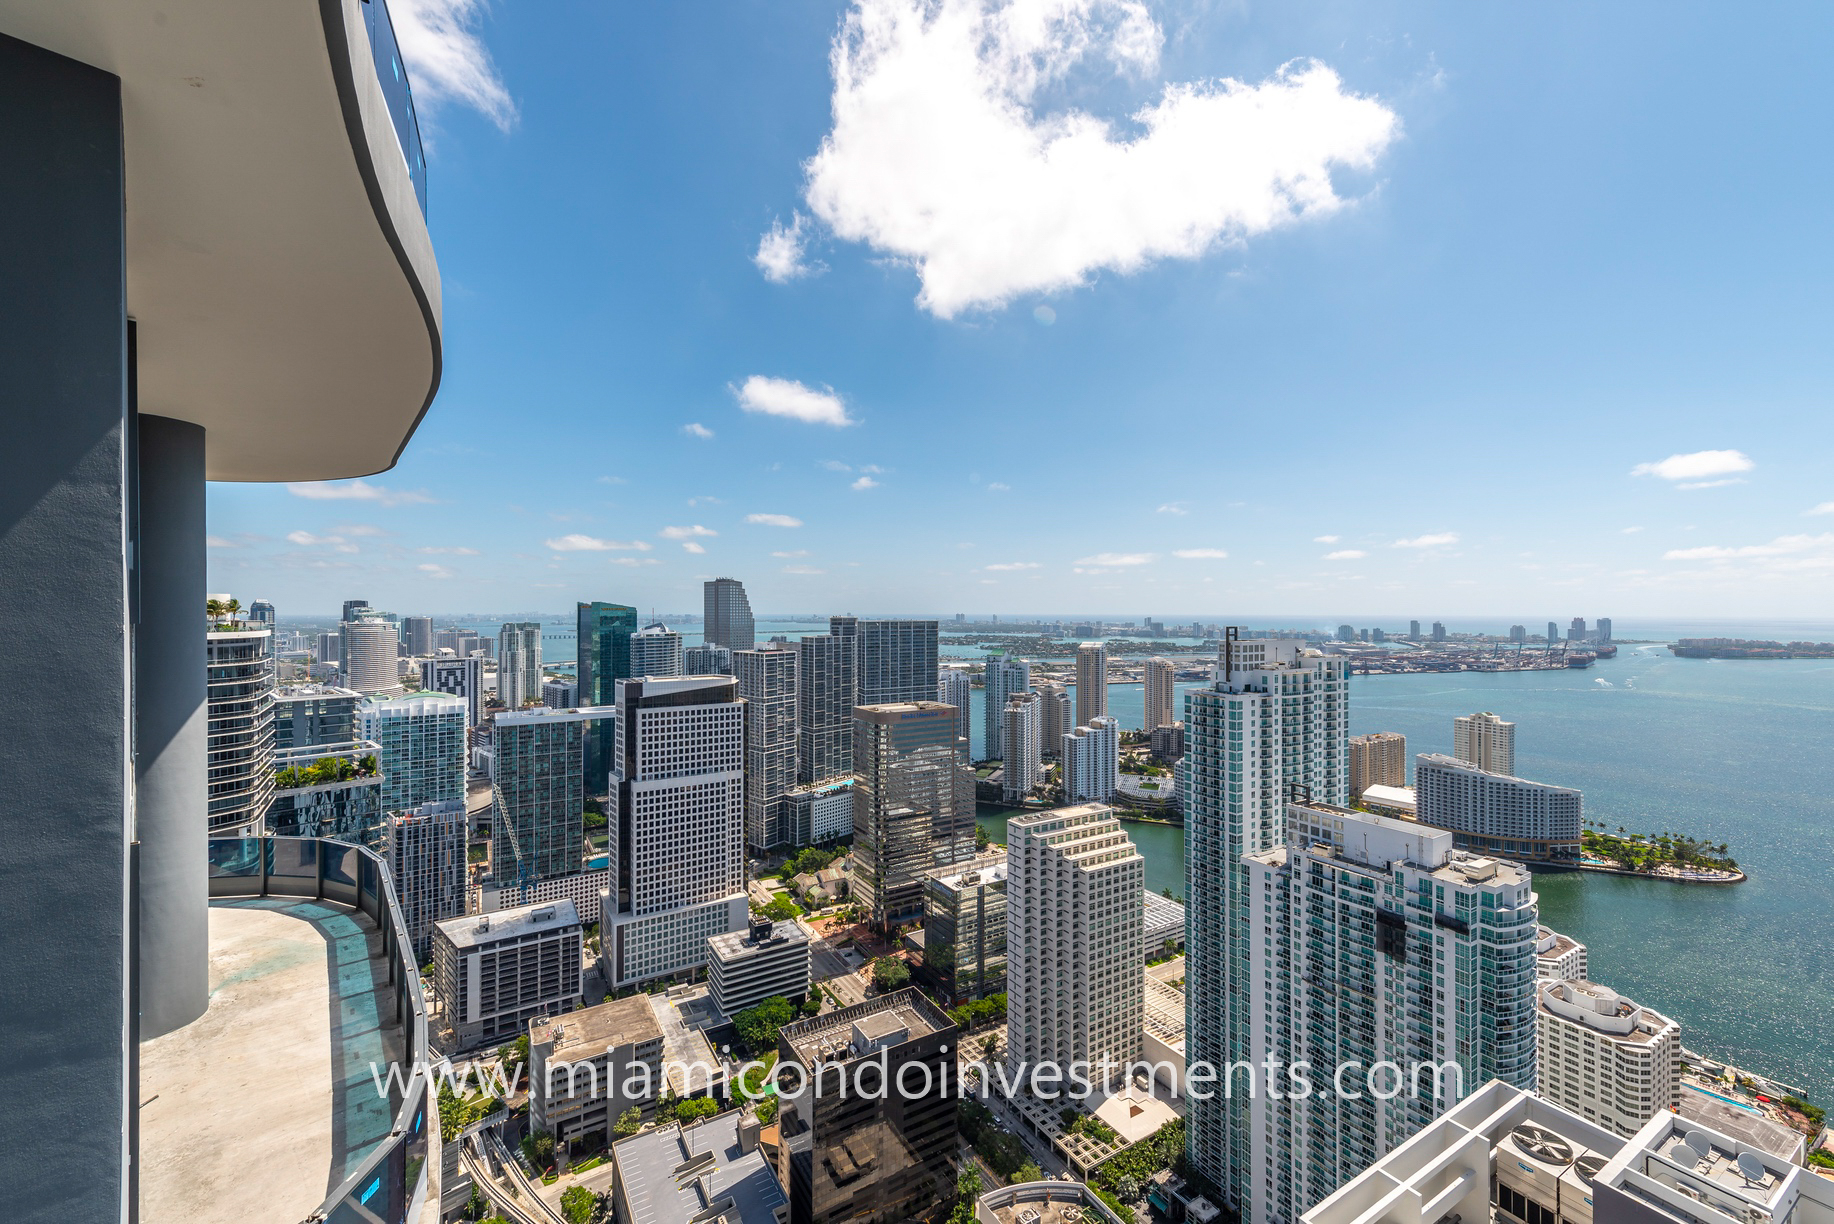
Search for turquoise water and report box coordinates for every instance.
[978,647,1834,1101]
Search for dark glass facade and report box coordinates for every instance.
[577,602,637,794]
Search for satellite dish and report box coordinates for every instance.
[1670,1143,1703,1168]
[1737,1152,1765,1182]
[1686,1130,1712,1154]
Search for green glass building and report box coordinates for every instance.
[577,601,638,794]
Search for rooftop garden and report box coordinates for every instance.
[275,753,379,789]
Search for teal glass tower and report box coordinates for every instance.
[577,601,638,793]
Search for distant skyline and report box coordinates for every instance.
[208,1,1834,618]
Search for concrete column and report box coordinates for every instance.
[136,414,209,1038]
[0,31,130,1222]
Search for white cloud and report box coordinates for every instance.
[987,482,1011,492]
[687,495,724,507]
[416,562,453,578]
[682,422,715,440]
[821,460,854,471]
[389,0,516,130]
[681,542,707,554]
[1173,548,1228,559]
[755,212,820,282]
[597,475,627,485]
[799,0,1399,317]
[1393,532,1459,549]
[286,530,358,553]
[983,561,1043,571]
[851,475,880,490]
[1156,502,1188,516]
[660,525,718,539]
[773,550,811,558]
[418,545,480,555]
[1620,526,1644,534]
[1676,478,1745,490]
[610,556,662,567]
[1810,503,1834,516]
[782,564,827,575]
[206,535,235,549]
[1631,449,1754,483]
[733,375,856,427]
[1324,549,1367,560]
[337,524,386,537]
[285,479,434,506]
[1074,552,1153,566]
[544,534,652,552]
[1663,534,1834,562]
[1313,534,1340,544]
[747,513,805,527]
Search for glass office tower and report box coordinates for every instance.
[577,601,638,795]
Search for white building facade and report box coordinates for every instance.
[1453,710,1516,776]
[628,622,683,678]
[1001,691,1043,802]
[1537,978,1681,1138]
[984,652,1032,761]
[1061,715,1118,802]
[1004,803,1144,1091]
[604,675,748,986]
[1415,753,1583,863]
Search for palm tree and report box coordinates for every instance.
[206,597,225,627]
[225,597,242,628]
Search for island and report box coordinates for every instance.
[1579,824,1744,883]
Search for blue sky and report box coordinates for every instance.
[208,0,1834,622]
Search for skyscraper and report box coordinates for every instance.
[342,598,372,624]
[206,628,276,835]
[491,705,613,884]
[846,617,940,705]
[796,628,856,785]
[983,651,1031,760]
[359,691,467,812]
[383,798,467,958]
[735,647,798,852]
[497,621,542,709]
[850,702,975,929]
[1536,977,1680,1138]
[1409,619,1421,639]
[1569,616,1586,641]
[1184,638,1348,1215]
[578,601,639,798]
[341,616,400,695]
[246,598,276,629]
[703,577,756,650]
[628,621,684,677]
[1595,616,1613,643]
[684,643,732,675]
[419,655,483,727]
[1061,715,1118,802]
[1074,641,1108,727]
[1348,730,1407,798]
[605,675,747,986]
[1143,656,1176,732]
[937,667,972,748]
[1547,620,1560,645]
[1453,710,1516,775]
[1036,680,1073,758]
[1000,691,1042,801]
[1241,800,1539,1222]
[1431,620,1447,642]
[1004,803,1143,1091]
[402,615,434,657]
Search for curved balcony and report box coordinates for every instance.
[140,836,431,1223]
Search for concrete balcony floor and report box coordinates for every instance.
[140,897,404,1222]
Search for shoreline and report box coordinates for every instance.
[1571,860,1746,885]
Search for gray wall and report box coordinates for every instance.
[0,31,130,1222]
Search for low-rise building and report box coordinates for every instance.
[609,1110,787,1224]
[1141,889,1185,954]
[1537,978,1682,1138]
[708,918,813,1017]
[783,778,856,847]
[477,866,609,926]
[528,996,664,1145]
[432,899,584,1049]
[1360,783,1416,817]
[1149,720,1185,764]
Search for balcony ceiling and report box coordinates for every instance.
[0,0,441,482]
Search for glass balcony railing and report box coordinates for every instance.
[358,0,429,217]
[206,835,430,1223]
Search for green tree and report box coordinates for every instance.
[974,824,991,851]
[560,1185,595,1224]
[759,895,802,921]
[676,1097,720,1124]
[734,995,797,1056]
[521,1129,556,1172]
[613,1106,642,1137]
[871,956,910,992]
[1015,1160,1043,1184]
